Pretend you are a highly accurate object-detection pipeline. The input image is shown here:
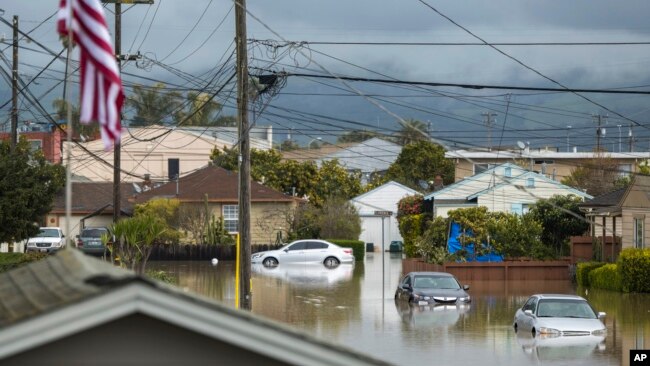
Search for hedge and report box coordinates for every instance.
[326,239,364,261]
[576,261,605,287]
[398,213,425,258]
[0,252,47,273]
[618,248,650,293]
[588,264,622,292]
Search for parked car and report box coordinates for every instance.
[513,294,607,336]
[76,227,111,256]
[389,240,403,252]
[394,271,471,306]
[25,227,66,253]
[251,239,354,267]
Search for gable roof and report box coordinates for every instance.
[51,182,136,215]
[0,250,387,365]
[425,162,526,200]
[351,181,418,203]
[133,165,296,204]
[465,171,592,200]
[318,137,402,173]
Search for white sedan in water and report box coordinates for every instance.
[251,239,354,267]
[513,294,607,337]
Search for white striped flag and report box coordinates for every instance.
[57,0,124,151]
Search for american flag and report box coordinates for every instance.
[57,0,124,150]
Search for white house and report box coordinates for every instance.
[425,163,593,217]
[350,181,418,251]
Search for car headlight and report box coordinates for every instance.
[459,296,471,302]
[27,242,35,247]
[538,327,561,335]
[412,294,430,301]
[592,328,607,336]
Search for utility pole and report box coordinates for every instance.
[566,125,572,152]
[11,15,18,150]
[235,0,252,311]
[617,124,622,153]
[629,124,634,152]
[593,114,607,151]
[481,112,497,151]
[103,0,149,223]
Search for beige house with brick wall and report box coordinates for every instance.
[446,149,647,183]
[133,165,301,245]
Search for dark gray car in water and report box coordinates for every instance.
[395,271,471,306]
[76,227,110,256]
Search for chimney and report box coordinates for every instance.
[143,174,152,191]
[433,175,444,191]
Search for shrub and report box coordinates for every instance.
[576,261,605,287]
[327,239,364,261]
[588,264,622,291]
[618,248,650,293]
[0,252,47,273]
[398,213,425,258]
[145,269,177,284]
[397,194,424,217]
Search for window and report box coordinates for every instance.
[474,163,497,174]
[634,217,644,249]
[504,167,512,177]
[534,160,554,165]
[288,242,307,251]
[223,205,238,233]
[511,203,523,215]
[618,164,632,177]
[526,178,535,188]
[306,241,328,249]
[28,140,42,152]
[522,297,538,313]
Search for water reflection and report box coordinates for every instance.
[515,333,607,363]
[252,263,354,288]
[394,300,470,330]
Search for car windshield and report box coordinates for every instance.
[82,229,107,238]
[536,299,597,319]
[36,229,60,238]
[413,276,460,289]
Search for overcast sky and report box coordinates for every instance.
[3,1,650,151]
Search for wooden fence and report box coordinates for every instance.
[401,258,573,281]
[570,235,620,263]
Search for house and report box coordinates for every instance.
[0,125,63,164]
[64,125,272,183]
[579,175,650,261]
[40,182,136,248]
[425,163,592,218]
[350,181,418,250]
[446,148,647,183]
[180,125,274,150]
[133,165,301,245]
[0,249,388,366]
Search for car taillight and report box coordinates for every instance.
[77,239,83,247]
[343,249,352,254]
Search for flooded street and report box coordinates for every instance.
[149,253,650,365]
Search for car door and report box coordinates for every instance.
[397,275,412,300]
[519,297,538,331]
[305,241,329,263]
[280,241,307,263]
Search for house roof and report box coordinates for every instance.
[51,182,135,215]
[133,164,296,204]
[0,250,388,365]
[317,137,402,173]
[446,149,650,160]
[281,142,357,162]
[466,171,592,201]
[579,187,627,208]
[351,181,418,203]
[425,162,526,200]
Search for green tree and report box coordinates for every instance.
[110,214,167,274]
[311,159,362,207]
[487,212,548,259]
[0,139,65,244]
[414,216,451,264]
[174,91,233,126]
[561,152,624,196]
[278,139,301,151]
[337,130,379,143]
[134,198,182,244]
[52,99,99,139]
[395,119,429,146]
[317,196,362,239]
[527,194,590,257]
[447,207,492,259]
[385,140,455,191]
[127,83,182,127]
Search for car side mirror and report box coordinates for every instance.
[524,309,533,316]
[403,284,412,290]
[62,235,65,238]
[463,285,470,290]
[598,312,606,319]
[284,249,289,252]
[75,235,80,239]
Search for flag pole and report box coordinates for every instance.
[64,0,74,249]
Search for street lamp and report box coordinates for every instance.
[309,137,322,149]
[617,124,622,152]
[566,125,572,152]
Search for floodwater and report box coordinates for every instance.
[148,253,650,366]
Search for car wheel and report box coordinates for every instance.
[513,323,518,333]
[263,257,278,267]
[531,328,536,336]
[323,257,340,268]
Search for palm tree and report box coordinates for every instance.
[395,119,429,146]
[127,83,182,127]
[52,99,99,140]
[174,91,226,126]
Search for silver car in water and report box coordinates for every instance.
[251,239,354,267]
[513,294,607,337]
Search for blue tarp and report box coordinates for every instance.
[447,222,503,262]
